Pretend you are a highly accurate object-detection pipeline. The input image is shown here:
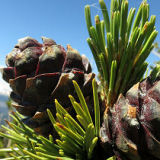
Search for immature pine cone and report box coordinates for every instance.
[2,36,95,136]
[100,75,160,160]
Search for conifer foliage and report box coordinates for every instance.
[0,0,160,160]
[85,0,157,107]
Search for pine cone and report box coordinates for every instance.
[100,76,160,160]
[2,36,95,136]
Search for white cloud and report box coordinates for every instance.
[0,67,11,96]
[0,78,11,96]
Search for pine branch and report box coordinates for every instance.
[85,0,158,108]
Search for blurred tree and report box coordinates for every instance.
[150,43,160,69]
[154,42,160,53]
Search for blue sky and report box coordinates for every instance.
[0,0,159,72]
